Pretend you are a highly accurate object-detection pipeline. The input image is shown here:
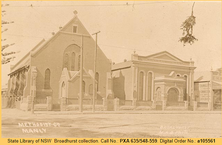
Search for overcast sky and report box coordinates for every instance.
[1,1,221,86]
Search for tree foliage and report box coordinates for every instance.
[1,3,17,64]
[179,2,198,46]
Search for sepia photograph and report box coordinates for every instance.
[1,1,221,139]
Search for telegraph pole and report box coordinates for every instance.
[92,31,100,112]
[79,35,83,112]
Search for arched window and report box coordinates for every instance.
[63,44,80,71]
[44,69,50,89]
[63,53,69,70]
[71,52,76,71]
[147,72,153,101]
[78,55,81,71]
[139,71,144,101]
[82,81,85,93]
[89,84,93,95]
[95,72,99,91]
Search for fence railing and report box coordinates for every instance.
[66,98,103,105]
[119,100,132,106]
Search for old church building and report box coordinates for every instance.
[112,51,196,110]
[7,13,111,111]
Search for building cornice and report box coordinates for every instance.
[132,60,196,70]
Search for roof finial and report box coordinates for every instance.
[73,10,78,16]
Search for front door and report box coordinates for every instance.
[167,88,179,106]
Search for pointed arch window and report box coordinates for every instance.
[71,52,76,71]
[44,69,51,89]
[63,44,81,71]
[147,72,153,101]
[139,71,144,101]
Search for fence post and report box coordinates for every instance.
[103,97,107,111]
[132,97,137,108]
[47,96,52,111]
[184,101,188,109]
[208,101,211,111]
[60,97,67,111]
[193,101,197,111]
[27,95,32,111]
[114,98,120,111]
[162,100,166,111]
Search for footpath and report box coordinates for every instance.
[2,108,221,116]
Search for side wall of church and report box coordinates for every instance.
[112,68,132,101]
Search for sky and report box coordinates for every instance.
[1,1,221,87]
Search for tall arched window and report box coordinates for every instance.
[71,52,76,71]
[139,71,144,101]
[147,72,153,101]
[63,44,80,71]
[95,72,99,91]
[44,69,50,89]
[63,53,69,70]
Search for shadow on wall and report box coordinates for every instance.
[113,71,125,100]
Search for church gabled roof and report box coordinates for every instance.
[137,51,190,63]
[10,14,93,74]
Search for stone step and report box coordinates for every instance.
[165,106,187,110]
[196,107,210,111]
[34,104,47,111]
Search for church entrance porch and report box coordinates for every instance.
[167,88,179,106]
[154,74,189,110]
